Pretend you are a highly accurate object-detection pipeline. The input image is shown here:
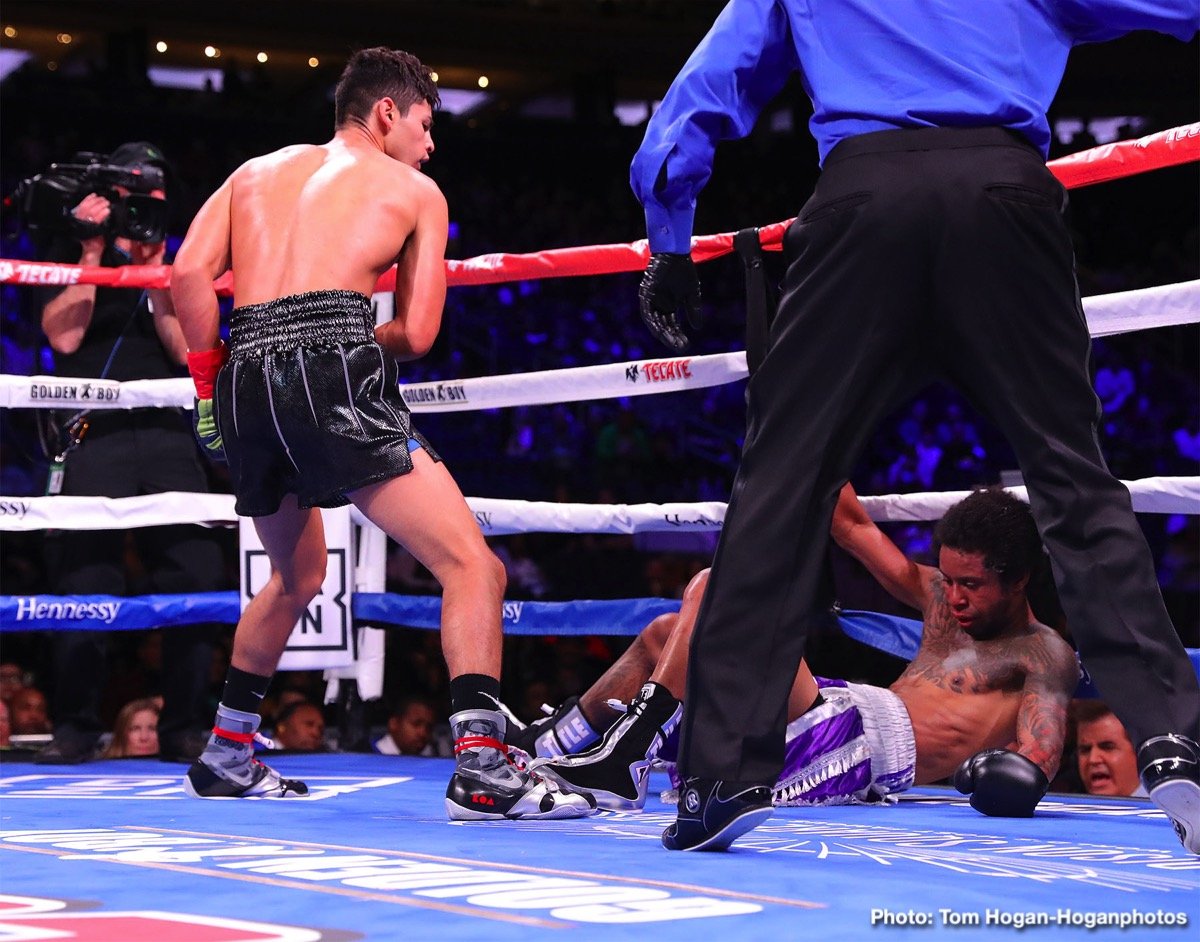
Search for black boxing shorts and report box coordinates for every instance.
[215,289,441,517]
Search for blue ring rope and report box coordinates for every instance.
[3,592,1196,694]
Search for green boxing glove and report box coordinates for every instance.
[192,396,225,462]
[188,341,228,463]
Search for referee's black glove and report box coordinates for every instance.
[638,252,701,352]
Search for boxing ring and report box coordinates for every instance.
[1,762,1196,941]
[1,126,1199,939]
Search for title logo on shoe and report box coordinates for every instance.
[12,596,121,625]
[684,788,702,813]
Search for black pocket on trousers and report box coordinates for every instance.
[984,183,1056,208]
[798,191,873,223]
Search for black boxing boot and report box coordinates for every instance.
[662,777,773,852]
[530,682,681,811]
[1138,734,1200,854]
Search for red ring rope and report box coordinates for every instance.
[2,122,1195,295]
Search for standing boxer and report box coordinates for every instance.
[171,47,593,820]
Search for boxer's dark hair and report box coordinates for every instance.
[933,487,1043,586]
[335,47,440,127]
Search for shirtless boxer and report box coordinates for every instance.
[527,484,1080,819]
[170,47,592,820]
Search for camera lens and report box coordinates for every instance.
[119,194,166,242]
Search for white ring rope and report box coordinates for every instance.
[0,280,1196,412]
[1,476,1195,533]
[1085,279,1200,338]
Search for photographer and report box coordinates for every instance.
[33,141,225,765]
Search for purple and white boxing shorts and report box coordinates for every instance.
[773,677,916,806]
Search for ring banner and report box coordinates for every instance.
[352,594,683,636]
[2,477,1194,533]
[396,352,750,413]
[836,608,923,661]
[3,592,1197,685]
[2,281,1196,414]
[0,592,238,630]
[0,592,679,637]
[238,508,357,671]
[0,594,921,647]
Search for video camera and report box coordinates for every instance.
[8,151,167,243]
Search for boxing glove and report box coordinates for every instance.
[192,397,224,462]
[187,341,228,462]
[953,748,1048,817]
[638,252,701,352]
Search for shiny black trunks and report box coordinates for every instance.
[216,289,439,517]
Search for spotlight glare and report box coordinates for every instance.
[57,32,73,44]
[4,26,18,39]
[155,41,168,53]
[477,75,489,89]
[429,71,438,83]
[47,61,57,71]
[308,56,319,68]
[204,45,219,58]
[256,51,268,63]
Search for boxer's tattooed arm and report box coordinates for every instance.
[1014,635,1078,779]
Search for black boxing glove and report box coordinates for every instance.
[953,748,1049,818]
[638,252,701,352]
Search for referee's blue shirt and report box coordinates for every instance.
[631,0,1198,253]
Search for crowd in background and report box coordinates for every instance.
[0,56,1196,791]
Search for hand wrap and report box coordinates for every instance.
[187,341,228,400]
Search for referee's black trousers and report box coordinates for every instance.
[681,126,1200,783]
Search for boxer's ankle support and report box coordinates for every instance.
[510,697,602,759]
[445,709,597,821]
